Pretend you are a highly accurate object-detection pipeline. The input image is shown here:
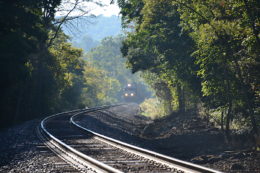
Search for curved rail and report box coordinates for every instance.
[71,111,222,173]
[40,106,123,173]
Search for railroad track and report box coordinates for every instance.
[38,105,222,173]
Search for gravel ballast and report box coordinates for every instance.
[1,104,259,173]
[0,119,78,173]
[75,104,260,173]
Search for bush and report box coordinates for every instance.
[140,98,167,119]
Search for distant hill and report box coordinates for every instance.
[62,15,122,51]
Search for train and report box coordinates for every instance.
[123,83,137,102]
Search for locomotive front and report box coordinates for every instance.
[123,83,137,102]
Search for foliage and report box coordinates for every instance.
[119,0,201,113]
[117,0,260,138]
[48,31,85,110]
[0,0,61,128]
[0,0,112,129]
[81,62,121,106]
[85,35,152,103]
[73,35,99,52]
[140,98,166,119]
[173,0,260,137]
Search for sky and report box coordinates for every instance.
[56,0,120,17]
[93,0,120,16]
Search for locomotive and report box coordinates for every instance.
[123,83,137,102]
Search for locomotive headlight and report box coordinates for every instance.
[130,93,134,96]
[125,93,128,96]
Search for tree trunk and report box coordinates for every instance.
[233,58,258,136]
[248,107,259,136]
[225,102,232,142]
[243,0,260,48]
[177,84,185,113]
[221,110,224,131]
[164,100,173,115]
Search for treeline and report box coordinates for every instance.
[84,36,152,103]
[0,0,123,129]
[64,15,122,43]
[117,0,260,138]
[0,0,84,128]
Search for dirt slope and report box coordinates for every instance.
[77,104,260,173]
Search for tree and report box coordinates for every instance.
[49,31,85,109]
[118,0,260,140]
[0,0,105,128]
[0,0,61,127]
[173,0,260,137]
[48,0,105,47]
[119,0,201,112]
[73,35,99,52]
[85,36,152,103]
[82,62,121,106]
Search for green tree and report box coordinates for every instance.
[85,36,152,103]
[49,31,85,110]
[81,63,120,106]
[119,0,201,112]
[173,0,260,137]
[118,0,260,139]
[0,0,61,127]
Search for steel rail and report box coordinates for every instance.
[40,106,123,173]
[37,126,93,173]
[71,111,223,173]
